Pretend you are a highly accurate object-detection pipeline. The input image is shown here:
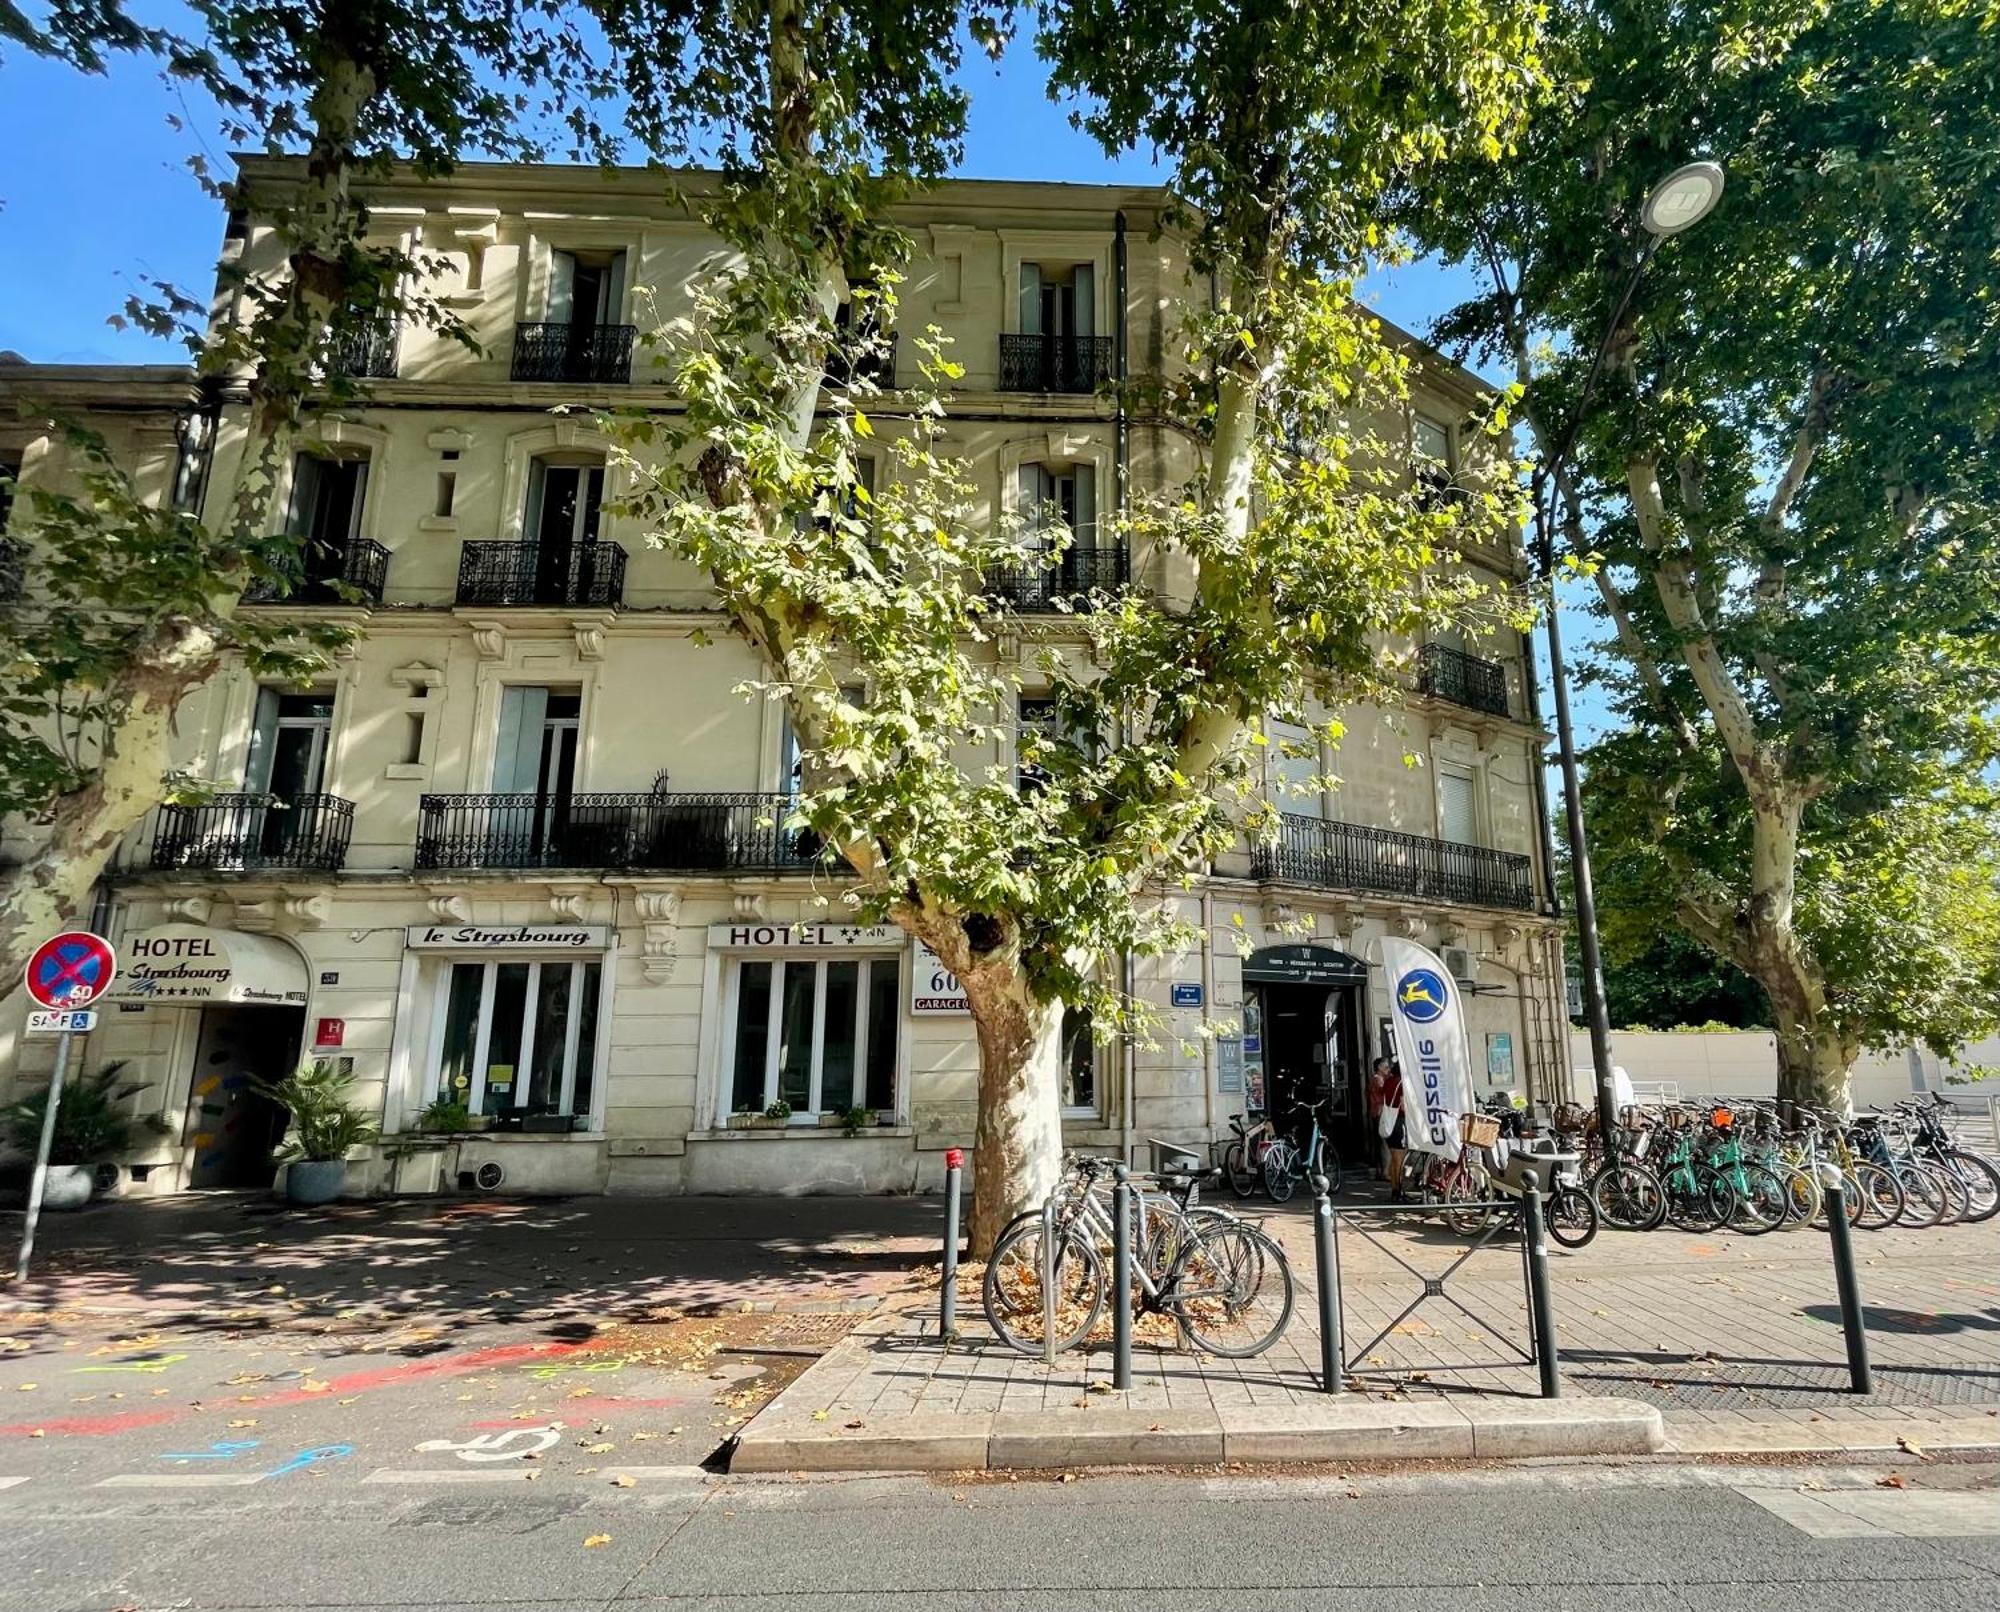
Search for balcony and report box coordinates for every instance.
[415,791,825,873]
[244,536,389,605]
[455,541,626,608]
[511,322,636,384]
[998,333,1114,394]
[984,545,1129,611]
[1417,642,1510,718]
[328,320,399,380]
[150,793,354,874]
[1253,813,1535,912]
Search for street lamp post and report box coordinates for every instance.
[1537,162,1724,1141]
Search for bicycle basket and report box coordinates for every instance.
[1710,1107,1734,1129]
[1461,1113,1502,1149]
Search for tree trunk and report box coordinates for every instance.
[962,968,1068,1257]
[1772,998,1857,1118]
[0,632,221,989]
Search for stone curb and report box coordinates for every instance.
[730,1395,1669,1474]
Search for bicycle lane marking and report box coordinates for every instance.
[0,1339,598,1440]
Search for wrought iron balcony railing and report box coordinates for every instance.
[151,793,354,873]
[455,540,626,608]
[510,321,636,384]
[244,536,390,605]
[984,544,1129,612]
[1252,813,1535,912]
[1417,642,1510,718]
[328,320,399,380]
[415,791,825,873]
[998,333,1114,394]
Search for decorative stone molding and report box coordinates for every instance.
[165,895,214,925]
[731,891,768,921]
[426,891,472,924]
[390,661,444,694]
[1492,921,1525,958]
[1259,897,1296,933]
[1326,904,1367,940]
[466,621,508,661]
[635,891,683,982]
[570,615,613,661]
[1392,909,1426,939]
[547,887,591,924]
[1435,917,1466,947]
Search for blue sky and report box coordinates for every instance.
[0,23,1604,746]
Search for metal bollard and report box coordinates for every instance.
[1311,1173,1342,1394]
[1040,1195,1058,1367]
[1820,1165,1873,1394]
[939,1148,964,1341]
[1111,1165,1133,1390]
[1521,1179,1561,1400]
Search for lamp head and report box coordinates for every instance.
[1641,161,1726,237]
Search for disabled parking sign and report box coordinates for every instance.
[25,930,118,1009]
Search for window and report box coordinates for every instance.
[525,459,604,548]
[1061,1005,1097,1113]
[1268,720,1324,819]
[247,688,334,800]
[1438,768,1481,846]
[435,958,602,1126]
[493,686,579,796]
[727,955,901,1118]
[287,454,368,544]
[548,249,626,326]
[1019,262,1096,338]
[1016,463,1097,550]
[1413,416,1453,468]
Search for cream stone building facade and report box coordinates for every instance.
[0,164,1572,1199]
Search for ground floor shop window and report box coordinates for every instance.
[728,956,899,1119]
[435,958,601,1128]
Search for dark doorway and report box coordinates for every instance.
[1241,945,1372,1170]
[184,1004,303,1189]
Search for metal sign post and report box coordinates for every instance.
[16,931,118,1281]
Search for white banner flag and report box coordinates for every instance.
[1381,938,1475,1157]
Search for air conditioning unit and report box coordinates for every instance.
[1441,945,1477,985]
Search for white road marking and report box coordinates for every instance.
[362,1468,542,1484]
[97,1473,264,1489]
[1739,1486,2000,1539]
[603,1466,710,1481]
[0,1477,31,1491]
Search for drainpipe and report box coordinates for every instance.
[1519,626,1562,920]
[1113,210,1129,518]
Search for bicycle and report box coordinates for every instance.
[1258,1098,1343,1203]
[982,1156,1294,1358]
[1901,1094,2000,1223]
[1222,1110,1278,1199]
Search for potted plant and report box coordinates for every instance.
[415,1094,479,1134]
[3,1061,161,1209]
[252,1061,379,1205]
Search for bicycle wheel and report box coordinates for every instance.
[1224,1141,1258,1199]
[1546,1186,1599,1249]
[1776,1166,1822,1229]
[1590,1162,1664,1231]
[1442,1166,1493,1236]
[1727,1164,1789,1236]
[1851,1164,1905,1230]
[1262,1141,1298,1203]
[1942,1150,2000,1224]
[1168,1221,1295,1358]
[1667,1166,1735,1232]
[1318,1147,1345,1197]
[1925,1161,1970,1227]
[1892,1164,1947,1229]
[981,1218,1105,1354]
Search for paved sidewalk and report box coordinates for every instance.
[734,1208,2000,1472]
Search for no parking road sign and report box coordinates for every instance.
[25,930,118,1010]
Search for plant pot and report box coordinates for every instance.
[39,1164,94,1211]
[285,1158,347,1205]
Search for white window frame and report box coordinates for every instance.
[1436,761,1485,847]
[1061,1004,1104,1120]
[1413,414,1455,470]
[424,954,611,1130]
[720,953,903,1124]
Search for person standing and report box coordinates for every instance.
[1384,1060,1410,1201]
[1366,1057,1392,1179]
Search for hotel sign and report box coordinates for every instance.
[406,925,608,950]
[707,922,902,951]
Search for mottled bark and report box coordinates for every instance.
[962,970,1067,1257]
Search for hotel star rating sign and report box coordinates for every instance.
[17,931,118,1281]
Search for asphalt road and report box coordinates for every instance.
[1,1459,1995,1611]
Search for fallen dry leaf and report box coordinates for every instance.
[611,1475,636,1488]
[1896,1436,1934,1462]
[583,1534,612,1548]
[1877,1474,1909,1490]
[810,1410,829,1422]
